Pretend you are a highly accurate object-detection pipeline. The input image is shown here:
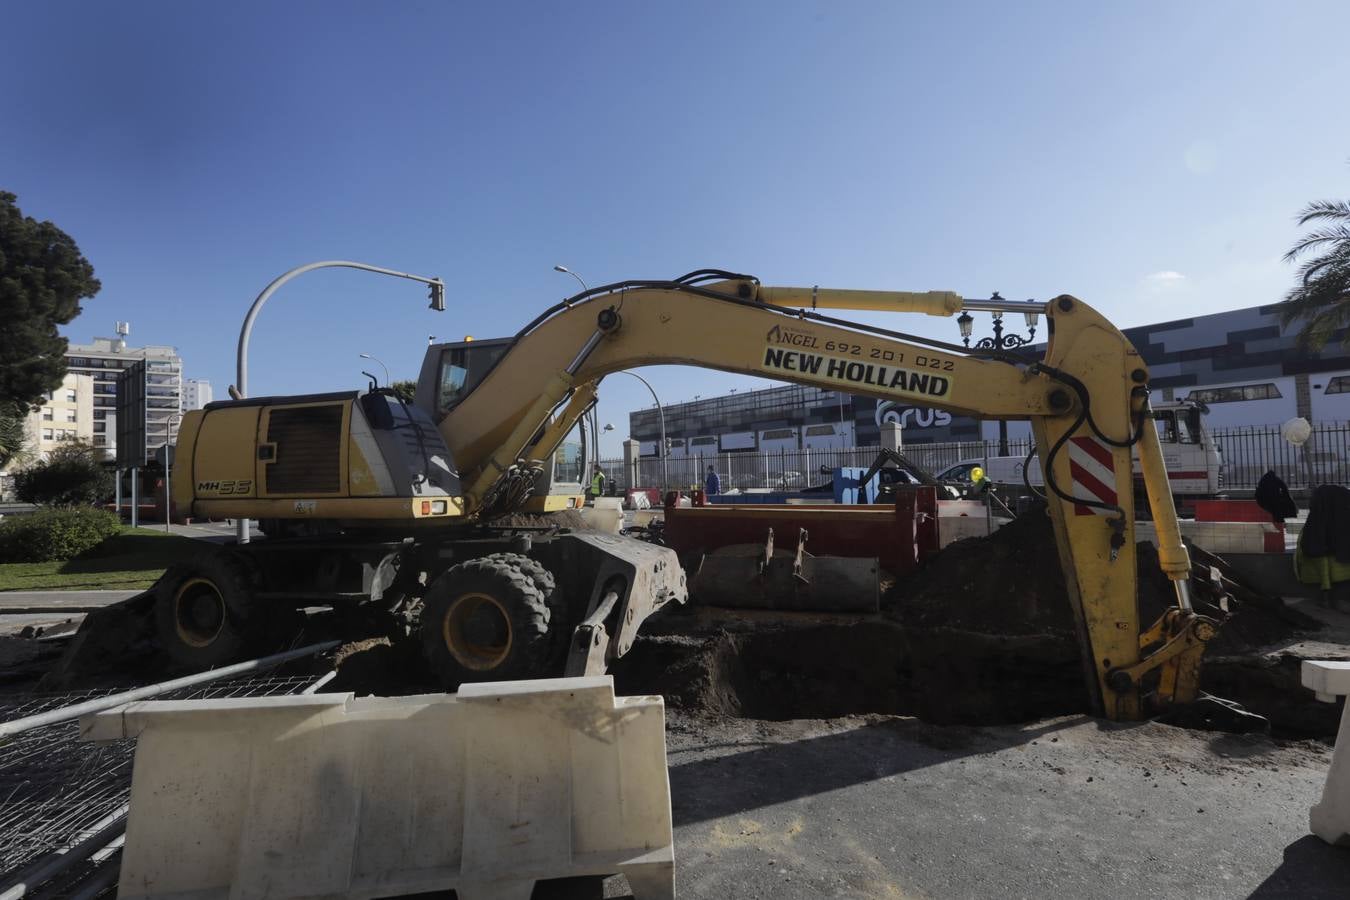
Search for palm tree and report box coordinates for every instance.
[1282,199,1350,350]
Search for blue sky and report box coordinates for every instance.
[3,1,1348,454]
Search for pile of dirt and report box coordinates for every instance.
[886,511,1314,656]
[614,511,1335,736]
[886,513,1076,636]
[488,509,592,530]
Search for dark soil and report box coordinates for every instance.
[488,510,591,530]
[611,623,1088,725]
[887,511,1314,655]
[614,511,1338,737]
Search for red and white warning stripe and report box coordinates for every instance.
[1068,435,1118,516]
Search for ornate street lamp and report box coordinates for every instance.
[958,293,1039,454]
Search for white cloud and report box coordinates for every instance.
[1143,270,1187,285]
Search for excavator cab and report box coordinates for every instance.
[416,337,512,418]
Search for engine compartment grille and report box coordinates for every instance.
[265,404,344,494]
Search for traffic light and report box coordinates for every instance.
[428,280,446,311]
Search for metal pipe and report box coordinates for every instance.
[65,848,123,900]
[234,260,445,543]
[0,805,128,900]
[565,330,606,376]
[0,640,340,738]
[960,298,1047,314]
[301,670,338,694]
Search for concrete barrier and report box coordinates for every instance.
[83,676,674,899]
[1302,660,1350,847]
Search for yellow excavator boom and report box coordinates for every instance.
[431,274,1206,720]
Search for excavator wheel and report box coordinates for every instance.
[154,551,262,669]
[489,552,570,666]
[420,553,557,688]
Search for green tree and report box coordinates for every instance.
[15,440,113,506]
[389,379,417,404]
[1282,198,1350,350]
[0,191,101,410]
[0,404,28,470]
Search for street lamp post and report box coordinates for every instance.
[233,260,446,543]
[359,353,391,386]
[553,264,589,297]
[613,371,668,491]
[957,292,1039,456]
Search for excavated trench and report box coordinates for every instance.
[610,624,1088,725]
[612,512,1345,738]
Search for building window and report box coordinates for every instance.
[41,408,53,421]
[64,410,77,423]
[762,428,796,440]
[41,428,53,440]
[1188,383,1282,404]
[1326,376,1350,395]
[65,390,77,402]
[69,357,87,366]
[805,425,837,437]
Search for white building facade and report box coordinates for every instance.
[182,379,213,412]
[66,332,183,464]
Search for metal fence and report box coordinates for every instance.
[1210,421,1350,490]
[598,444,1033,493]
[596,421,1350,494]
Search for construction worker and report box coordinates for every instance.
[705,465,721,496]
[589,464,606,500]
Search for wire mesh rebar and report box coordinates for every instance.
[0,673,321,892]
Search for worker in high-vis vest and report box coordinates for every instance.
[589,465,606,501]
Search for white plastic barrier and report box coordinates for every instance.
[582,496,625,534]
[1302,660,1350,847]
[83,676,674,899]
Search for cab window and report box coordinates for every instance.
[438,351,470,413]
[1153,411,1178,444]
[1177,409,1201,445]
[436,342,509,415]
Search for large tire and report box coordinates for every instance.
[154,551,262,669]
[420,553,557,688]
[491,552,570,667]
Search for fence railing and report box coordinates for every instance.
[593,421,1350,494]
[1210,422,1350,490]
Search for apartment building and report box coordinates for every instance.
[6,373,95,469]
[181,379,214,412]
[66,328,183,464]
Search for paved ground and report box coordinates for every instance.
[0,589,141,609]
[650,712,1350,900]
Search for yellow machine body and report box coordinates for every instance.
[173,391,464,526]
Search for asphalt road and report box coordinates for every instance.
[649,712,1350,900]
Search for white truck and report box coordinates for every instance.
[935,400,1223,513]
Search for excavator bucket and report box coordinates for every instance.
[687,527,880,612]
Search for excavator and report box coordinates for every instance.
[166,269,1214,722]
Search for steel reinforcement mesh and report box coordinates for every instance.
[0,674,323,895]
